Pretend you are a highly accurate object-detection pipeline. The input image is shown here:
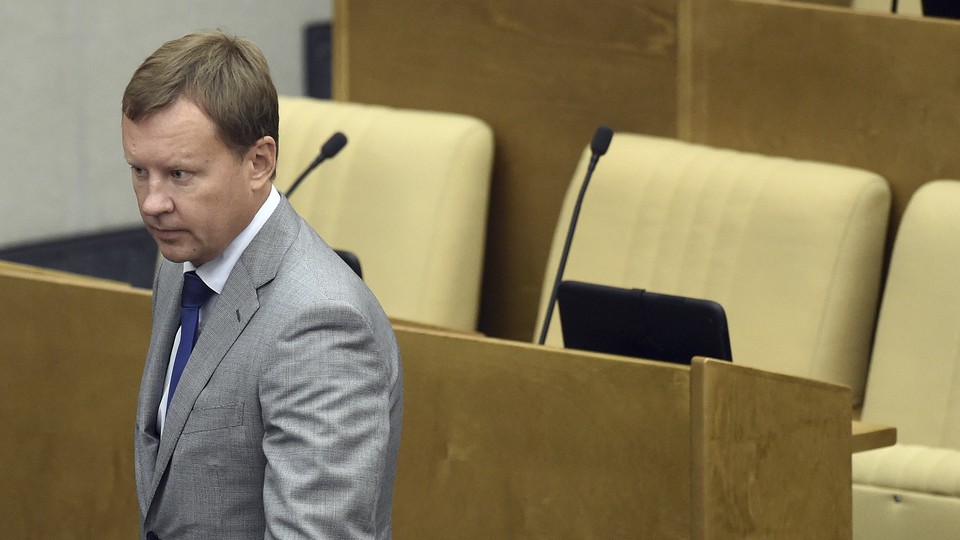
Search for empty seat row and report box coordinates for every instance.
[277,95,959,539]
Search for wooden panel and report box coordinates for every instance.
[691,358,853,539]
[686,0,960,248]
[335,0,680,340]
[0,266,151,539]
[0,267,873,538]
[393,329,865,538]
[392,325,692,538]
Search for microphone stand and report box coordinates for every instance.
[537,126,614,346]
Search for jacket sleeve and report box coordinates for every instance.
[259,299,393,539]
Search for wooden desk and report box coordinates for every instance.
[395,326,866,538]
[852,421,898,454]
[0,269,895,539]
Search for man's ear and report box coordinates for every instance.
[247,135,277,188]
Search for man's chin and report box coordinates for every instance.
[158,252,190,264]
[155,244,193,264]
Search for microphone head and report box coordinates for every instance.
[321,131,348,158]
[590,125,614,156]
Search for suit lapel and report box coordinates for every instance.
[145,197,301,501]
[142,269,182,418]
[136,262,183,511]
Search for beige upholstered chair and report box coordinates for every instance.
[534,133,890,405]
[853,180,960,539]
[275,96,494,331]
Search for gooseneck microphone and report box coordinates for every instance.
[285,131,349,197]
[537,125,614,346]
[281,130,363,278]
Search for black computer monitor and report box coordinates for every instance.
[923,0,960,20]
[557,280,733,365]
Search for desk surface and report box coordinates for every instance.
[852,421,897,453]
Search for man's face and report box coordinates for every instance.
[122,98,268,267]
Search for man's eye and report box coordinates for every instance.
[171,170,187,179]
[131,166,147,177]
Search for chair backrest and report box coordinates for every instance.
[535,133,890,405]
[860,180,960,447]
[276,96,494,331]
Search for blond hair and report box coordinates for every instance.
[123,30,279,164]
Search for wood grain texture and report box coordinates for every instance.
[392,329,859,538]
[687,0,960,250]
[852,421,898,453]
[691,357,853,539]
[0,267,869,538]
[0,265,150,539]
[393,326,692,538]
[334,0,680,340]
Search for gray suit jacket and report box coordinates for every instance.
[134,198,403,539]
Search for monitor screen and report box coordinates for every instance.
[557,280,733,365]
[923,0,960,19]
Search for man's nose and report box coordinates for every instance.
[139,182,174,217]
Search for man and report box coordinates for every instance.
[123,30,403,539]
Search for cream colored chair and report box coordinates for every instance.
[276,96,494,331]
[853,180,960,539]
[535,133,890,405]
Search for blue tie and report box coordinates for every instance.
[166,271,215,412]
